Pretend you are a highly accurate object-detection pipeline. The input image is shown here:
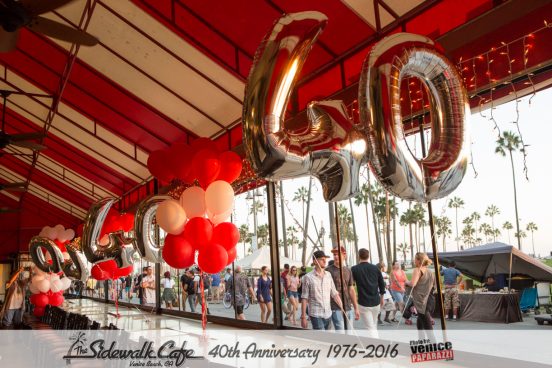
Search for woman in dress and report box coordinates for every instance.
[161,271,176,309]
[256,266,272,323]
[286,266,301,326]
[410,252,436,340]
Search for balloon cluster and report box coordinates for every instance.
[29,268,71,317]
[148,140,242,274]
[90,208,135,281]
[147,138,242,188]
[38,224,75,261]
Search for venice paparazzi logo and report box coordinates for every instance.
[63,332,204,367]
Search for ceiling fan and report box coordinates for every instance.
[0,0,99,52]
[0,90,47,151]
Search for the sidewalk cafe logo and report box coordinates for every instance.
[63,332,204,367]
[410,339,454,363]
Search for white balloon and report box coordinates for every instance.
[60,277,72,290]
[156,199,187,235]
[33,275,45,283]
[208,208,233,225]
[53,224,65,240]
[50,279,62,293]
[180,186,206,218]
[50,274,60,282]
[39,226,48,238]
[64,229,75,241]
[205,181,235,216]
[37,279,51,293]
[29,282,39,294]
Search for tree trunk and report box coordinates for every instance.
[422,223,426,253]
[279,182,289,258]
[455,208,459,251]
[531,232,535,256]
[393,216,397,264]
[409,224,414,267]
[367,183,383,262]
[509,151,522,250]
[442,234,446,252]
[349,198,360,264]
[415,222,419,253]
[301,177,313,266]
[364,203,373,263]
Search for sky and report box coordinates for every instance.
[231,87,552,263]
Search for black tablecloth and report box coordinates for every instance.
[434,292,523,323]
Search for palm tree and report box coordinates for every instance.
[479,223,493,243]
[526,222,538,256]
[470,212,481,244]
[400,208,417,266]
[461,222,476,249]
[249,199,264,250]
[337,204,356,258]
[485,205,500,241]
[448,197,464,250]
[435,216,452,251]
[257,224,269,247]
[349,198,360,264]
[503,221,513,244]
[515,230,527,250]
[293,186,309,229]
[495,131,524,250]
[287,226,300,259]
[239,224,251,257]
[397,243,409,264]
[354,182,374,262]
[278,181,289,257]
[413,204,425,253]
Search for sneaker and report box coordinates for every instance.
[405,319,413,325]
[384,318,392,324]
[378,320,384,325]
[445,316,450,320]
[452,316,457,321]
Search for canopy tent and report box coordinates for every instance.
[429,242,552,282]
[235,246,302,270]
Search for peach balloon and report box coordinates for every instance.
[156,199,187,235]
[205,181,235,216]
[208,208,233,225]
[180,186,206,218]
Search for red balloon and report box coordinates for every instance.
[226,247,237,265]
[183,217,213,250]
[33,306,45,317]
[192,149,221,188]
[162,234,195,269]
[169,143,194,181]
[91,265,107,280]
[147,149,173,182]
[49,292,64,307]
[213,222,240,251]
[197,243,228,274]
[114,265,133,278]
[32,293,50,308]
[54,240,67,253]
[217,151,242,183]
[119,213,135,232]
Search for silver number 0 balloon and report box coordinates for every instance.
[244,14,469,203]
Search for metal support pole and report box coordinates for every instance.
[267,182,282,328]
[419,119,447,331]
[334,202,348,330]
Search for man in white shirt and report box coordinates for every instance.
[1,274,27,328]
[141,266,156,306]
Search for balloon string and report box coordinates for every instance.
[200,271,207,331]
[114,278,119,317]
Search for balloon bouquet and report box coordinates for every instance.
[148,138,242,328]
[28,225,75,317]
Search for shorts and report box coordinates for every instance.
[444,287,460,309]
[235,305,244,315]
[390,290,404,303]
[287,290,299,299]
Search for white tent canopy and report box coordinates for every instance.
[235,246,302,269]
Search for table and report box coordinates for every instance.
[434,292,523,323]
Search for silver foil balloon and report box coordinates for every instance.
[133,195,170,263]
[82,197,135,267]
[63,245,90,282]
[359,33,470,202]
[243,12,367,202]
[29,236,65,273]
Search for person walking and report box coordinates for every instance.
[389,260,407,322]
[378,262,396,324]
[1,271,27,328]
[211,272,221,303]
[227,266,256,320]
[300,250,343,330]
[410,252,436,340]
[441,262,463,320]
[257,266,273,323]
[141,266,156,306]
[180,271,190,311]
[135,267,147,305]
[326,246,360,330]
[286,266,301,326]
[351,249,386,338]
[161,271,176,309]
[183,269,197,313]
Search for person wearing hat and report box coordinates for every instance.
[351,249,386,338]
[326,246,360,330]
[300,250,343,330]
